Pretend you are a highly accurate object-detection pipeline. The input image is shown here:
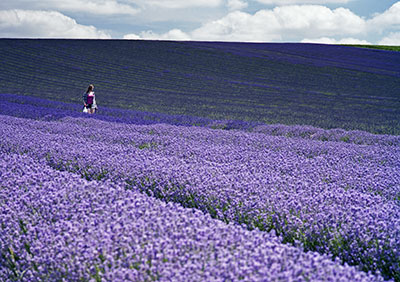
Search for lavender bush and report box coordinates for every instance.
[1,113,399,280]
[1,153,380,281]
[2,94,399,147]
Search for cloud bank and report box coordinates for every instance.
[255,0,352,4]
[135,0,223,9]
[227,0,248,11]
[126,2,400,45]
[301,37,370,44]
[0,1,399,44]
[188,5,366,42]
[53,0,140,16]
[0,10,111,38]
[379,32,400,45]
[0,0,140,16]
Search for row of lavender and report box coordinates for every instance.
[1,113,399,280]
[3,153,379,281]
[1,40,399,134]
[2,93,399,147]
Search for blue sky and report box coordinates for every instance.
[0,0,399,44]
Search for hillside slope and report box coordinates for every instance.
[0,39,399,134]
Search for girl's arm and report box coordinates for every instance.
[82,92,88,105]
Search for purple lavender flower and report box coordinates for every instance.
[1,112,399,280]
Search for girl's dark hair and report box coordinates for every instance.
[86,84,94,93]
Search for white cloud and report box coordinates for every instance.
[190,10,280,41]
[368,2,400,31]
[0,0,140,16]
[132,0,223,9]
[227,0,248,11]
[124,3,400,44]
[256,0,351,4]
[54,0,140,16]
[123,33,141,39]
[189,5,366,41]
[126,5,367,42]
[378,32,400,45]
[301,37,370,44]
[0,9,111,38]
[1,0,225,13]
[128,29,191,40]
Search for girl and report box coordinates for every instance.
[83,84,96,114]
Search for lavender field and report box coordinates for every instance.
[1,40,400,281]
[1,39,400,134]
